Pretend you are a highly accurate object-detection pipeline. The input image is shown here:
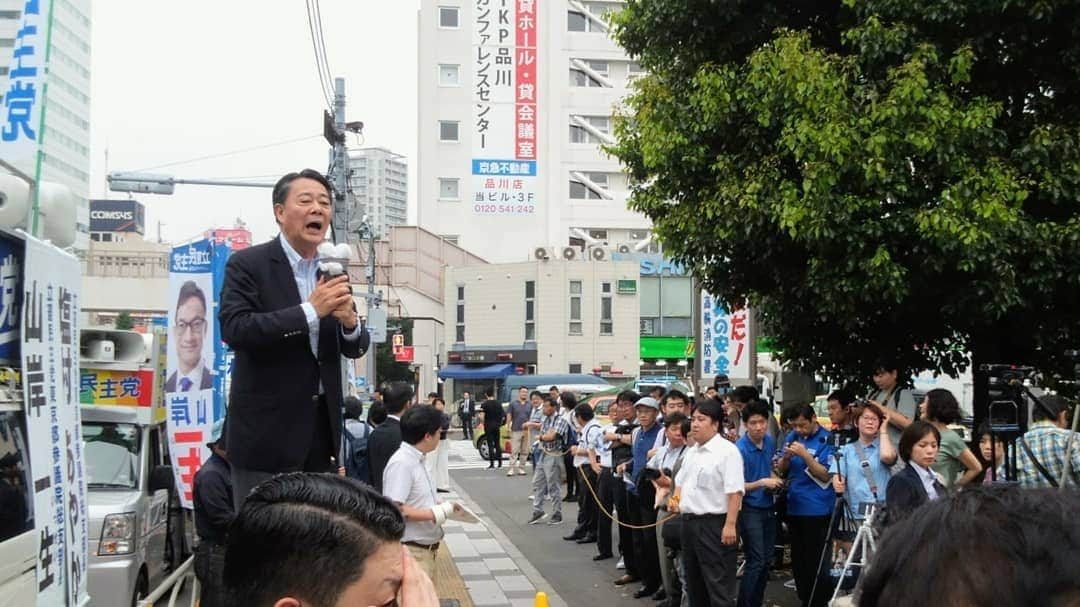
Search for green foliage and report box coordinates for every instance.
[609,0,1080,382]
[115,311,134,330]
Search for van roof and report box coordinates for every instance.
[503,374,612,388]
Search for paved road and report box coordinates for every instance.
[448,437,806,607]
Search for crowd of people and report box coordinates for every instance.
[181,170,1078,607]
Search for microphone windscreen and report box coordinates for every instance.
[317,241,338,259]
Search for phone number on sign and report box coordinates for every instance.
[473,204,536,214]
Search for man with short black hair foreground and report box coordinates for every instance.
[223,473,438,607]
[669,399,744,607]
[383,405,463,579]
[368,382,414,493]
[859,486,1080,606]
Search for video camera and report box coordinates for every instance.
[640,467,672,483]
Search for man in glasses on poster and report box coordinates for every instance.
[166,280,213,392]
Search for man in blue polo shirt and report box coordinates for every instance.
[735,401,783,607]
[776,403,834,607]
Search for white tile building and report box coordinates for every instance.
[417,0,652,262]
[347,147,408,238]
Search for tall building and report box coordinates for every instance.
[417,0,652,262]
[0,0,92,250]
[347,147,408,238]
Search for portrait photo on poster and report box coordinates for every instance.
[165,275,215,393]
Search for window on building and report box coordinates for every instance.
[627,61,645,77]
[569,363,583,374]
[439,120,460,142]
[569,60,609,87]
[441,234,459,245]
[0,10,22,19]
[455,286,465,343]
[439,178,460,200]
[0,38,14,48]
[438,64,460,86]
[439,6,459,28]
[567,11,588,31]
[525,280,536,341]
[569,116,611,144]
[569,173,609,200]
[600,282,613,335]
[569,280,583,335]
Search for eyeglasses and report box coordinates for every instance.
[175,318,206,334]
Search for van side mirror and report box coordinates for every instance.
[149,465,174,494]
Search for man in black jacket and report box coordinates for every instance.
[480,389,506,469]
[193,420,232,607]
[218,169,369,505]
[368,382,414,493]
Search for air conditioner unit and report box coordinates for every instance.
[533,247,551,261]
[562,246,578,261]
[590,247,607,261]
[617,244,632,254]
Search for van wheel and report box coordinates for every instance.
[477,435,490,460]
[131,572,148,607]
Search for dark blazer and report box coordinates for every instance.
[164,366,213,392]
[366,417,402,494]
[885,464,942,522]
[218,237,368,473]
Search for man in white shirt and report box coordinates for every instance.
[565,403,603,543]
[382,404,462,579]
[669,399,744,607]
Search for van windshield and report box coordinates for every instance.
[83,423,140,489]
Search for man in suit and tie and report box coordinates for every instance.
[367,382,414,493]
[218,169,369,506]
[165,280,214,392]
[459,391,475,440]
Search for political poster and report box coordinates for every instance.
[0,0,54,178]
[471,0,539,216]
[21,231,88,606]
[700,292,752,382]
[164,239,229,508]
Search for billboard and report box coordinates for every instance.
[89,199,146,234]
[700,292,751,381]
[0,0,53,177]
[471,0,539,216]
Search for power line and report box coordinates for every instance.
[305,0,334,110]
[313,0,334,87]
[130,134,323,172]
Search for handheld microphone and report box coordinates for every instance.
[317,242,353,279]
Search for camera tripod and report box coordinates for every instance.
[828,505,878,604]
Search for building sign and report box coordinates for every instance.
[471,0,539,215]
[700,292,751,381]
[447,348,538,364]
[89,199,146,234]
[165,239,230,507]
[394,346,415,363]
[0,0,53,176]
[21,232,89,607]
[79,369,155,406]
[0,236,23,363]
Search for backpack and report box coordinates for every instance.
[344,421,371,483]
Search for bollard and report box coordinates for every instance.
[534,591,549,607]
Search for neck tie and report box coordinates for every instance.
[179,377,193,392]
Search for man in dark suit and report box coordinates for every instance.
[219,169,368,506]
[367,382,414,493]
[458,391,475,440]
[165,280,214,392]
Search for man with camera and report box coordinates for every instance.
[607,391,641,585]
[647,412,690,606]
[735,401,782,607]
[618,396,665,600]
[1011,394,1080,488]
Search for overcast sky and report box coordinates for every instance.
[88,0,420,244]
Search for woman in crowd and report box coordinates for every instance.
[885,421,944,522]
[919,389,981,488]
[830,403,896,525]
[974,421,1005,484]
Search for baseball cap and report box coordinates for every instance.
[635,397,660,410]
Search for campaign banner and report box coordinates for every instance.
[0,0,54,177]
[700,292,751,381]
[471,0,540,215]
[165,239,229,507]
[21,232,88,606]
[0,235,24,364]
[79,369,155,406]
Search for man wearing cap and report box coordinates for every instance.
[616,396,664,599]
[192,419,233,607]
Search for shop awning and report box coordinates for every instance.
[437,363,516,380]
[640,336,693,359]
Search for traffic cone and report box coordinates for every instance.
[534,591,549,607]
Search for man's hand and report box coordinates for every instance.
[604,431,618,443]
[398,545,439,606]
[721,521,738,545]
[331,298,357,330]
[615,462,627,476]
[832,475,846,494]
[654,469,673,489]
[308,275,352,318]
[759,477,784,491]
[591,461,602,476]
[785,441,809,461]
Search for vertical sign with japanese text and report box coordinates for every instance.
[165,240,229,508]
[471,0,539,215]
[21,232,88,606]
[700,292,751,381]
[1,0,54,176]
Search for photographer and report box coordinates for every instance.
[828,403,895,543]
[735,401,781,607]
[620,397,664,600]
[607,392,641,586]
[1009,394,1080,488]
[826,390,858,445]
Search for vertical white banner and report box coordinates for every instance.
[700,292,751,382]
[0,0,54,175]
[22,234,87,606]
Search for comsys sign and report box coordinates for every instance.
[89,199,146,234]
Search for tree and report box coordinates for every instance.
[376,318,415,388]
[608,0,1080,384]
[115,311,134,330]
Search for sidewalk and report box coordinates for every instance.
[440,482,567,607]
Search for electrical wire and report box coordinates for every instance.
[305,0,334,110]
[129,134,323,172]
[312,0,335,89]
